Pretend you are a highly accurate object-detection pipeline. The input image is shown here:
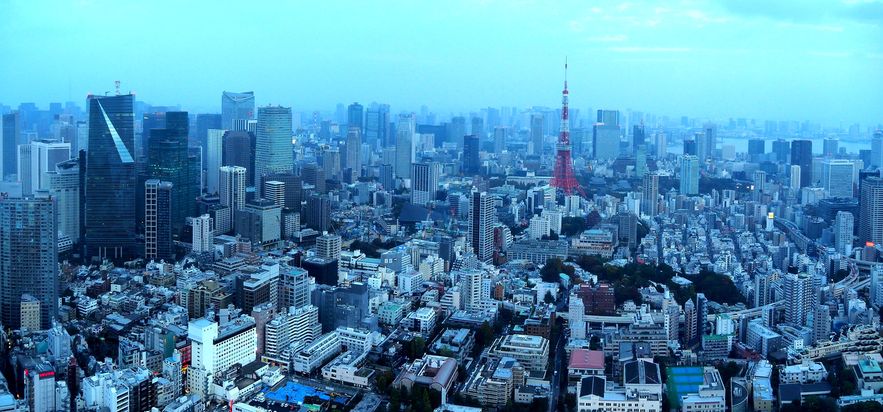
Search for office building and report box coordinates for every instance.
[235,198,281,245]
[449,116,467,148]
[395,114,415,179]
[302,162,325,194]
[0,196,57,329]
[145,180,174,262]
[85,94,137,261]
[365,104,390,148]
[194,113,221,162]
[641,173,659,216]
[264,305,322,359]
[530,114,543,156]
[791,139,813,188]
[872,131,883,169]
[871,265,883,307]
[279,266,311,309]
[463,134,480,175]
[254,106,292,180]
[835,211,854,256]
[411,162,440,206]
[488,334,549,373]
[823,138,839,157]
[859,177,883,246]
[748,138,765,161]
[18,139,70,196]
[680,155,700,196]
[45,158,80,241]
[219,166,246,220]
[147,112,196,234]
[221,91,255,130]
[593,123,620,159]
[822,159,854,199]
[347,102,363,134]
[261,172,302,210]
[305,194,331,232]
[263,180,285,207]
[222,130,255,186]
[205,128,226,194]
[2,112,20,177]
[469,190,495,262]
[345,126,361,176]
[191,214,213,254]
[493,126,506,154]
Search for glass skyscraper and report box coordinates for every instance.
[0,196,58,329]
[147,112,192,234]
[85,94,137,261]
[254,106,293,181]
[221,91,255,130]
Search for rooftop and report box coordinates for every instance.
[569,349,604,371]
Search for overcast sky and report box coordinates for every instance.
[1,0,881,125]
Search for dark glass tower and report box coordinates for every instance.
[463,134,480,175]
[85,94,137,261]
[791,139,813,188]
[148,112,192,234]
[347,102,364,135]
[222,130,256,186]
[2,112,19,178]
[195,113,221,164]
[0,195,58,329]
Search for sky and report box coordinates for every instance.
[1,0,881,126]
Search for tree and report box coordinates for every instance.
[843,401,883,412]
[540,258,574,283]
[561,217,588,236]
[544,291,555,304]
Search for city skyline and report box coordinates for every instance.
[2,1,882,125]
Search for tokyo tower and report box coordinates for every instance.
[550,60,583,195]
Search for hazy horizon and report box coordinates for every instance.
[2,0,881,126]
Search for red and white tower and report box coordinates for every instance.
[550,61,582,195]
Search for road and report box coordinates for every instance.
[549,294,568,411]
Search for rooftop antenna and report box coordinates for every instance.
[115,81,121,96]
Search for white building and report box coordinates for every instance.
[822,159,854,199]
[187,316,257,398]
[291,331,342,374]
[263,305,321,360]
[780,361,827,384]
[528,214,550,240]
[191,214,213,253]
[489,334,549,373]
[411,162,440,206]
[403,307,437,335]
[18,139,70,196]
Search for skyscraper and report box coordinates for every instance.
[194,113,221,163]
[18,139,70,196]
[859,177,883,246]
[347,102,363,135]
[147,112,193,234]
[1,112,20,178]
[641,173,659,216]
[680,155,700,195]
[365,104,390,149]
[632,123,645,154]
[222,130,255,186]
[823,138,839,158]
[345,126,362,177]
[471,116,484,140]
[448,116,466,149]
[784,272,815,327]
[411,162,440,206]
[493,126,507,154]
[255,106,293,180]
[45,158,81,241]
[205,129,226,194]
[0,195,58,329]
[835,211,854,256]
[302,163,326,194]
[191,214,213,254]
[772,139,790,163]
[85,94,137,261]
[145,179,174,262]
[822,159,854,199]
[871,130,883,169]
[791,139,813,188]
[221,91,255,130]
[529,114,544,156]
[462,134,480,175]
[316,233,342,261]
[747,138,765,162]
[469,190,495,262]
[219,166,247,220]
[395,114,415,179]
[305,194,331,232]
[592,123,620,159]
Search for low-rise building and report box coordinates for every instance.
[463,357,525,407]
[290,331,341,374]
[568,349,604,384]
[780,361,827,384]
[489,334,550,374]
[430,328,475,362]
[320,350,373,388]
[393,355,458,404]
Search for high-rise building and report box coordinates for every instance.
[463,134,480,175]
[0,196,58,329]
[680,155,700,195]
[145,180,174,262]
[147,112,194,234]
[347,102,364,135]
[469,190,495,262]
[493,126,507,154]
[871,131,883,169]
[754,272,773,308]
[790,165,802,189]
[261,172,303,211]
[395,114,415,179]
[871,265,883,307]
[772,139,790,163]
[411,162,440,206]
[592,123,620,159]
[279,267,311,309]
[753,170,767,201]
[529,114,543,156]
[222,130,255,186]
[205,129,226,194]
[85,94,137,261]
[823,138,839,158]
[191,214,213,254]
[702,124,717,159]
[345,126,361,176]
[448,116,466,149]
[641,173,659,216]
[835,211,854,256]
[683,138,697,156]
[254,106,293,181]
[263,180,285,207]
[784,273,815,327]
[316,233,342,261]
[859,177,883,245]
[822,159,854,199]
[379,164,394,191]
[235,198,282,245]
[302,163,326,194]
[219,166,246,219]
[471,116,484,140]
[747,138,765,161]
[187,316,256,397]
[305,194,331,232]
[809,305,831,344]
[221,91,255,130]
[45,158,80,241]
[18,139,70,196]
[791,139,813,188]
[365,104,390,148]
[194,113,221,163]
[1,112,20,178]
[632,123,645,154]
